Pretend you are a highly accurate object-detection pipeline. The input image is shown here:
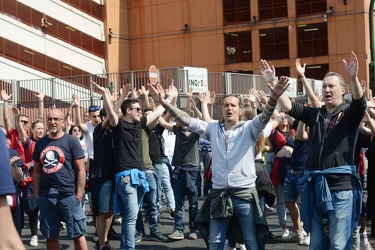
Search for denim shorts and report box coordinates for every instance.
[91,178,114,216]
[38,194,86,239]
[284,171,307,202]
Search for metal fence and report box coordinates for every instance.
[1,67,331,124]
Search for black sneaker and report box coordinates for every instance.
[170,210,175,218]
[108,227,121,240]
[150,232,168,242]
[101,241,116,250]
[135,232,145,243]
[93,240,99,249]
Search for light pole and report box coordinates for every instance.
[369,0,375,96]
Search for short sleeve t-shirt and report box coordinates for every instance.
[112,118,147,172]
[32,134,84,196]
[0,133,16,195]
[171,126,200,167]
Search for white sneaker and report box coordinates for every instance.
[301,228,307,237]
[239,244,246,250]
[281,231,304,243]
[299,235,310,246]
[30,235,38,247]
[281,228,289,238]
[360,239,374,250]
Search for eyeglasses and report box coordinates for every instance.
[47,117,64,122]
[89,105,101,111]
[20,120,29,124]
[73,128,81,132]
[129,107,142,112]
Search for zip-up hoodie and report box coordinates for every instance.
[287,95,366,190]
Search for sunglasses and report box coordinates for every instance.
[281,115,287,120]
[73,128,81,132]
[20,120,29,124]
[89,105,101,111]
[129,107,142,112]
[47,117,64,122]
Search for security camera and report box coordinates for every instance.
[326,7,334,15]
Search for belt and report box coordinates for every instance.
[290,169,304,175]
[255,159,264,163]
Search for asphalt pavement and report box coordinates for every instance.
[21,196,374,250]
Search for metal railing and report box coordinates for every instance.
[1,67,337,123]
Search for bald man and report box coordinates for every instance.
[32,109,88,250]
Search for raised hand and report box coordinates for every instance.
[295,58,306,77]
[35,91,45,101]
[209,91,216,106]
[11,106,21,118]
[198,90,211,104]
[268,76,290,100]
[139,85,149,97]
[259,59,276,84]
[165,84,178,99]
[343,51,358,81]
[248,88,257,103]
[72,93,80,107]
[148,83,164,103]
[186,86,194,99]
[1,90,12,101]
[255,90,268,105]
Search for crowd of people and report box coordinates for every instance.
[0,51,374,250]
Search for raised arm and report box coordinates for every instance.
[185,86,194,114]
[1,90,13,132]
[343,51,363,100]
[140,85,151,109]
[11,107,27,144]
[259,59,292,113]
[92,82,118,127]
[198,91,212,122]
[145,83,178,126]
[158,116,174,132]
[73,94,87,133]
[35,91,45,121]
[296,121,308,141]
[190,98,202,120]
[260,75,290,124]
[362,111,375,137]
[296,59,322,108]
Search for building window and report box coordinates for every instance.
[259,0,287,21]
[275,67,290,78]
[305,64,329,80]
[296,0,327,17]
[297,23,328,58]
[224,31,252,64]
[260,27,289,60]
[223,0,250,25]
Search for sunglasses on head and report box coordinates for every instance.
[89,105,101,111]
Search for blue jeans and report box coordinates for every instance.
[117,177,145,250]
[153,164,163,216]
[310,190,354,250]
[135,172,158,235]
[284,171,307,202]
[172,167,199,232]
[161,162,175,210]
[208,196,259,250]
[275,183,287,226]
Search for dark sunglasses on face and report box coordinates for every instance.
[73,128,81,132]
[129,107,142,112]
[281,115,287,120]
[20,120,29,124]
[89,105,101,111]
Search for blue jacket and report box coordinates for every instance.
[301,165,362,233]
